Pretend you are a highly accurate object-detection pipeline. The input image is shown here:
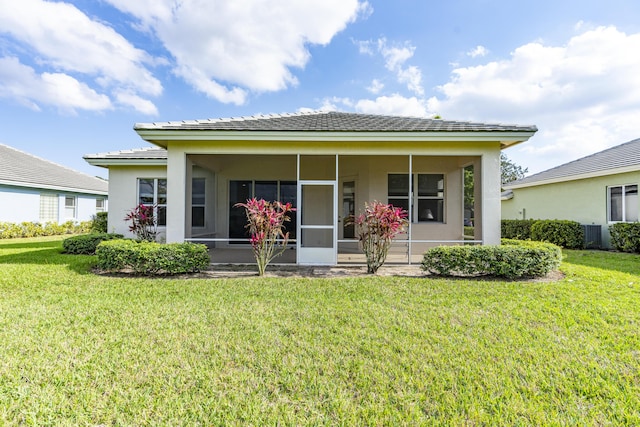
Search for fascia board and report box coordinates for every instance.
[84,158,168,167]
[135,130,536,147]
[504,165,640,189]
[0,179,108,195]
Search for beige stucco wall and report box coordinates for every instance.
[502,170,640,248]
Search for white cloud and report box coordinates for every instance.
[427,25,640,174]
[367,78,384,94]
[106,0,367,104]
[467,45,489,58]
[0,0,160,114]
[357,37,424,96]
[0,56,112,113]
[355,94,427,117]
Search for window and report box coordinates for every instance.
[96,198,105,213]
[192,178,206,228]
[138,178,167,226]
[608,184,638,222]
[229,180,297,241]
[64,196,76,219]
[39,193,58,222]
[388,173,444,222]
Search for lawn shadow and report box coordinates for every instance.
[0,241,94,275]
[563,249,640,277]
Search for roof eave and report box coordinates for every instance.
[134,129,537,149]
[504,164,640,189]
[0,179,108,195]
[84,158,168,167]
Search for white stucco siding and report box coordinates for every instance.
[107,165,167,239]
[0,186,40,222]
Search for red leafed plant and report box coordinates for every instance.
[124,203,158,242]
[235,198,295,276]
[351,201,409,274]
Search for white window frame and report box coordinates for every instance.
[64,196,77,220]
[607,184,638,223]
[192,177,206,228]
[137,178,167,226]
[388,173,445,223]
[96,198,106,213]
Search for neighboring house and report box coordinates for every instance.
[0,143,108,224]
[502,138,640,248]
[84,111,536,265]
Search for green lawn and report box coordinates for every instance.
[1,237,639,425]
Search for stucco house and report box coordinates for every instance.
[502,137,640,248]
[85,111,536,265]
[0,143,108,224]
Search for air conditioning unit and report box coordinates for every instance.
[582,225,602,249]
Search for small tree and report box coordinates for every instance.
[235,198,295,276]
[501,153,528,186]
[351,201,409,274]
[124,204,158,242]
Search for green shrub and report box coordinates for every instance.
[609,222,640,253]
[96,239,210,275]
[501,219,536,240]
[421,239,562,279]
[62,233,124,255]
[90,212,109,233]
[0,221,91,239]
[530,220,584,249]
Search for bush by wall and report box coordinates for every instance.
[501,219,536,240]
[421,239,562,279]
[609,222,640,253]
[530,220,584,249]
[62,233,123,255]
[90,212,109,233]
[96,239,210,275]
[0,221,91,239]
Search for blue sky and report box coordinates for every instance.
[1,0,640,179]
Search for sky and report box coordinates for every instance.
[1,0,640,180]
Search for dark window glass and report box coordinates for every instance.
[388,174,410,196]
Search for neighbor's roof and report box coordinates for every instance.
[134,110,537,133]
[0,143,108,194]
[505,137,640,189]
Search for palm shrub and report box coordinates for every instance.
[351,201,408,274]
[235,198,295,276]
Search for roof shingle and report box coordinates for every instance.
[134,111,537,133]
[0,143,108,194]
[506,138,640,187]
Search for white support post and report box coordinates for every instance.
[166,149,187,243]
[480,152,501,245]
[408,154,412,264]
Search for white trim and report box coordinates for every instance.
[0,179,107,195]
[504,165,640,189]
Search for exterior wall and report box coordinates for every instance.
[107,165,167,238]
[0,186,40,222]
[0,184,106,224]
[502,170,640,248]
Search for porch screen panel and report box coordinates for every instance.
[229,180,252,240]
[281,181,297,239]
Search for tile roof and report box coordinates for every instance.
[506,138,640,188]
[134,111,537,133]
[0,143,108,194]
[83,146,168,161]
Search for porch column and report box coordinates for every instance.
[166,148,187,243]
[480,151,501,245]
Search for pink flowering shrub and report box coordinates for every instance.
[124,204,158,242]
[235,198,295,276]
[351,201,409,274]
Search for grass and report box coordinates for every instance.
[1,237,639,425]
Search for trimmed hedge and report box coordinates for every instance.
[0,221,91,239]
[502,219,584,249]
[62,233,124,255]
[609,222,640,253]
[96,239,210,275]
[501,219,536,240]
[531,220,584,249]
[421,239,562,279]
